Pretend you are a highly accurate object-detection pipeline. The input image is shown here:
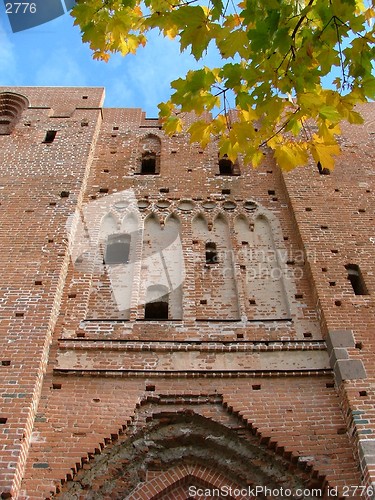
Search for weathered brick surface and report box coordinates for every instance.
[0,87,373,499]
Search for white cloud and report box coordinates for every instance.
[0,19,20,84]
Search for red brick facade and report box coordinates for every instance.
[0,87,374,499]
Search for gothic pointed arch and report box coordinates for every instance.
[55,396,326,499]
[142,211,183,319]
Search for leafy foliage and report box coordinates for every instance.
[72,0,375,170]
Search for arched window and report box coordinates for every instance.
[144,285,169,320]
[141,152,157,174]
[205,242,218,264]
[345,264,368,295]
[104,234,130,265]
[138,134,161,174]
[219,156,234,175]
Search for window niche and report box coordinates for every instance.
[104,234,130,265]
[138,134,161,175]
[345,264,368,295]
[205,242,218,264]
[218,154,240,176]
[144,285,169,320]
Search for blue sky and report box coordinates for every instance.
[0,2,219,116]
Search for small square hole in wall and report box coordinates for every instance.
[237,333,244,339]
[242,241,248,245]
[192,240,199,244]
[359,391,367,397]
[335,300,342,306]
[15,312,24,318]
[283,236,289,241]
[48,239,54,243]
[272,197,278,201]
[358,208,366,213]
[0,418,7,424]
[82,96,88,99]
[337,427,346,435]
[52,384,62,390]
[200,300,207,305]
[113,126,119,130]
[252,385,261,390]
[331,249,338,254]
[295,293,303,299]
[60,191,70,198]
[326,382,335,388]
[81,121,88,127]
[366,189,371,193]
[329,281,336,287]
[188,168,192,172]
[305,207,312,212]
[76,332,85,338]
[146,384,155,392]
[222,189,231,195]
[99,188,109,193]
[111,134,117,137]
[90,195,97,200]
[103,169,110,173]
[1,360,11,366]
[49,202,57,207]
[303,332,312,338]
[68,293,77,299]
[320,225,328,230]
[334,188,340,192]
[43,130,57,143]
[110,151,117,154]
[322,267,328,272]
[267,170,273,174]
[355,342,363,350]
[34,280,43,286]
[240,265,246,270]
[160,188,169,193]
[249,299,256,305]
[268,190,275,195]
[286,259,295,265]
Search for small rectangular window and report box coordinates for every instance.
[43,130,57,143]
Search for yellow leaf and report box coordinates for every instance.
[311,141,340,170]
[274,143,308,171]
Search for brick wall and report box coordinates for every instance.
[0,87,373,499]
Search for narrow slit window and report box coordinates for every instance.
[141,152,157,174]
[205,242,218,264]
[345,264,368,295]
[43,130,57,143]
[219,155,233,175]
[104,234,130,265]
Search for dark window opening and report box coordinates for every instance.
[205,242,218,264]
[141,153,157,174]
[145,300,168,320]
[43,130,57,143]
[219,156,233,175]
[345,264,368,295]
[104,234,130,265]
